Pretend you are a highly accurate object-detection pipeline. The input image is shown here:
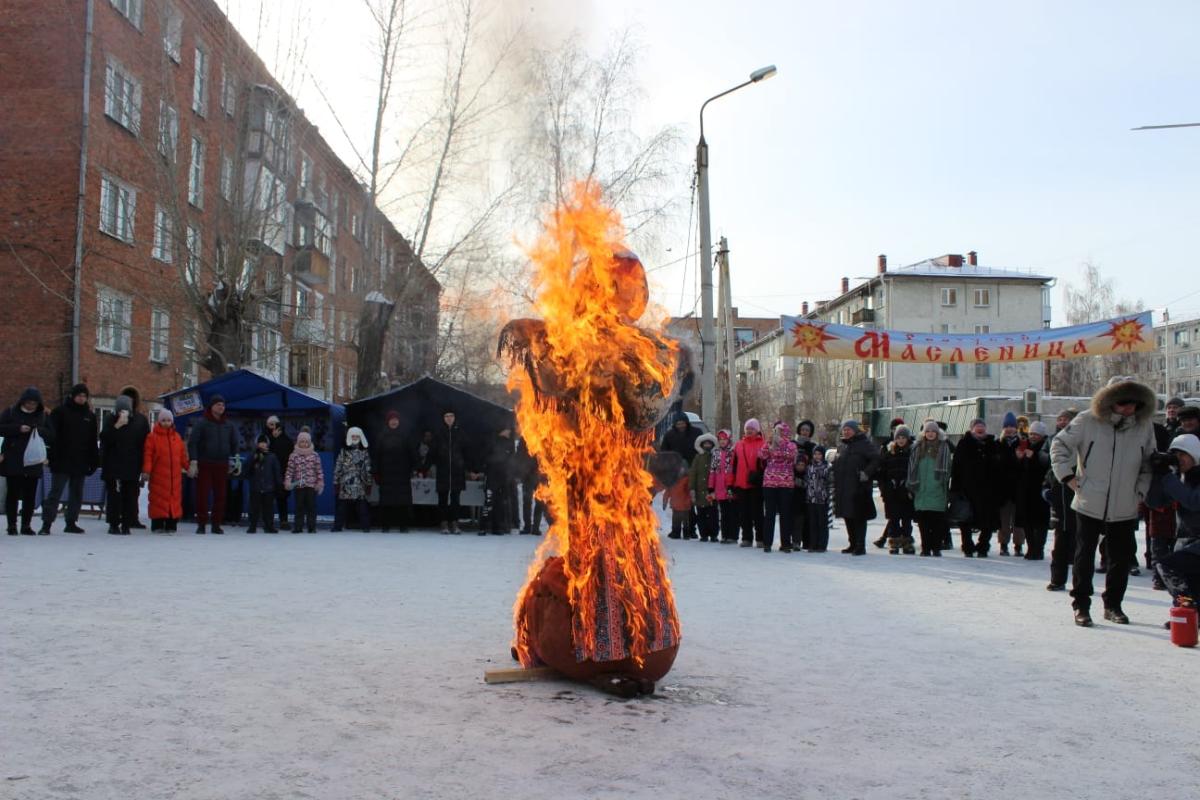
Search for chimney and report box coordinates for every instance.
[877,254,887,274]
[967,250,978,266]
[841,276,850,294]
[801,301,809,316]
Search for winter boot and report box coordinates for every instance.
[901,536,916,555]
[1103,606,1130,624]
[196,524,207,534]
[1074,609,1094,627]
[999,544,1010,556]
[64,523,85,534]
[872,535,887,549]
[887,536,900,555]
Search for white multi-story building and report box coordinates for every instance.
[735,252,1054,424]
[1146,314,1200,398]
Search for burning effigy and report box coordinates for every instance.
[496,182,688,698]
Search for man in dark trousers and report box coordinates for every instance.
[187,395,240,534]
[99,393,149,534]
[434,409,468,533]
[266,415,294,530]
[484,428,515,535]
[1149,434,1200,613]
[1045,408,1079,591]
[1051,377,1156,627]
[41,383,99,534]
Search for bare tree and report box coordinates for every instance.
[514,29,684,248]
[1050,262,1143,396]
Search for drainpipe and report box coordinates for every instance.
[71,0,95,385]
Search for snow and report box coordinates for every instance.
[2,509,1197,800]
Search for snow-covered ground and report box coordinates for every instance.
[2,510,1196,800]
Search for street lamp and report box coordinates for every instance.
[696,64,777,430]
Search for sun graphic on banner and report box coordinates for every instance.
[790,321,837,356]
[1101,317,1148,352]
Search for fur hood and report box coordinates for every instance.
[1091,377,1156,424]
[694,432,718,453]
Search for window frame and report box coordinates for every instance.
[940,287,958,307]
[103,57,142,134]
[162,4,183,62]
[152,205,174,262]
[99,174,137,244]
[150,307,171,364]
[109,0,143,29]
[972,288,991,308]
[188,136,205,208]
[185,224,201,286]
[96,285,133,356]
[192,45,208,116]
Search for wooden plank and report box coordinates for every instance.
[483,666,562,684]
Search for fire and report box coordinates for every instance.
[506,182,681,669]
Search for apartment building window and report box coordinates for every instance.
[220,67,236,116]
[192,46,208,116]
[299,155,312,193]
[940,288,957,307]
[295,284,312,319]
[99,175,136,243]
[219,152,233,201]
[351,212,360,240]
[104,58,141,133]
[188,137,204,207]
[162,5,183,62]
[182,320,199,385]
[974,324,990,336]
[973,288,990,308]
[941,363,958,378]
[110,0,143,28]
[152,206,173,262]
[150,308,170,363]
[158,101,179,160]
[941,395,958,402]
[1175,329,1190,346]
[975,363,991,379]
[185,225,201,285]
[96,286,132,355]
[939,323,951,335]
[1194,353,1200,367]
[1177,355,1189,371]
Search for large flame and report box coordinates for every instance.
[509,182,681,668]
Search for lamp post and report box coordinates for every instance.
[696,64,776,429]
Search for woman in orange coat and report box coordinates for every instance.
[141,408,190,532]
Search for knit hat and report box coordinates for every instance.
[893,425,912,440]
[970,417,986,430]
[1167,397,1185,409]
[841,419,860,433]
[1029,421,1049,437]
[114,395,133,414]
[890,417,905,429]
[156,408,174,424]
[207,394,226,409]
[744,418,761,433]
[716,428,732,442]
[813,445,827,456]
[1168,433,1200,462]
[386,410,401,425]
[922,420,940,433]
[69,383,89,398]
[1001,411,1018,429]
[695,433,718,452]
[1178,405,1200,422]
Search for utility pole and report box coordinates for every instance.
[1164,308,1172,398]
[718,236,739,435]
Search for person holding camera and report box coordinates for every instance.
[1050,377,1156,627]
[1148,434,1200,610]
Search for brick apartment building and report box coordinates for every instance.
[0,0,439,411]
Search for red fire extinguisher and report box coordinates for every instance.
[1169,605,1198,648]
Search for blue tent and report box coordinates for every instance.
[160,370,345,517]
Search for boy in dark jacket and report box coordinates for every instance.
[245,434,283,533]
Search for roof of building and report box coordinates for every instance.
[885,259,1055,282]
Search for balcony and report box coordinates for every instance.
[292,315,330,345]
[293,246,330,287]
[851,308,875,325]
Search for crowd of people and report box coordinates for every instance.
[3,378,1198,628]
[657,381,1200,628]
[0,385,547,539]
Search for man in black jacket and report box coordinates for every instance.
[99,393,148,534]
[485,428,515,535]
[266,415,294,529]
[187,395,240,534]
[434,409,468,533]
[659,412,701,538]
[950,418,1001,557]
[40,383,99,534]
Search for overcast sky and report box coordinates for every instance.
[227,0,1200,325]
